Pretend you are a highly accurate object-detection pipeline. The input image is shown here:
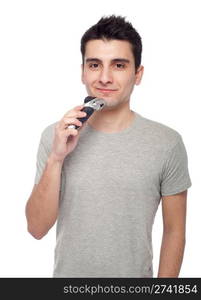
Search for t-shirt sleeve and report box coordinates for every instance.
[160,136,192,196]
[34,133,50,185]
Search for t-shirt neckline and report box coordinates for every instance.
[86,111,141,137]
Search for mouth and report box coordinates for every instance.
[96,88,117,93]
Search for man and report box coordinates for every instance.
[25,15,192,278]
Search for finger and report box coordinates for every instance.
[65,128,78,138]
[74,104,85,111]
[63,117,83,128]
[64,105,84,117]
[64,110,87,119]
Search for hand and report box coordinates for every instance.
[50,105,87,162]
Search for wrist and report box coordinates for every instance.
[48,153,65,165]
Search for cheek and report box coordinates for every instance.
[83,70,99,83]
[119,74,135,90]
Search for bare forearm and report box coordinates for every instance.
[157,231,185,277]
[25,154,64,239]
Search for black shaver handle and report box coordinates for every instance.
[67,96,96,130]
[73,106,95,129]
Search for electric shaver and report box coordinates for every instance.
[67,96,106,129]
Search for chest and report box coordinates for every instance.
[62,138,163,194]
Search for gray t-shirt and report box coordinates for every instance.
[34,112,192,277]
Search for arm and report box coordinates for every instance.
[25,105,87,240]
[157,190,187,277]
[25,153,63,239]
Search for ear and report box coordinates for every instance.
[134,65,144,85]
[81,64,85,84]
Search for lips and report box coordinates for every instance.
[96,88,117,92]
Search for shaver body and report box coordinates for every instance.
[67,96,106,129]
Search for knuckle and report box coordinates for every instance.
[71,128,77,133]
[63,112,69,118]
[63,118,68,123]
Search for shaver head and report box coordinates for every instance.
[84,96,96,103]
[83,97,106,111]
[67,96,106,130]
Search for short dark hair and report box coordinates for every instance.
[80,15,142,73]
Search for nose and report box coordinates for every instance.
[98,67,113,85]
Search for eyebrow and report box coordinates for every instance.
[85,58,130,64]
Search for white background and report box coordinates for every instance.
[0,0,200,277]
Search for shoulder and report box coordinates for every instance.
[40,121,57,146]
[136,113,182,151]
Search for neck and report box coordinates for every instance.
[87,101,135,133]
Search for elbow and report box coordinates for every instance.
[25,209,47,240]
[163,228,186,244]
[163,225,186,237]
[27,226,46,240]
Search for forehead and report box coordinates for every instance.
[84,39,134,62]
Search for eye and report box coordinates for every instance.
[89,63,99,69]
[116,63,125,69]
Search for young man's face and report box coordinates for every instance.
[81,39,143,109]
